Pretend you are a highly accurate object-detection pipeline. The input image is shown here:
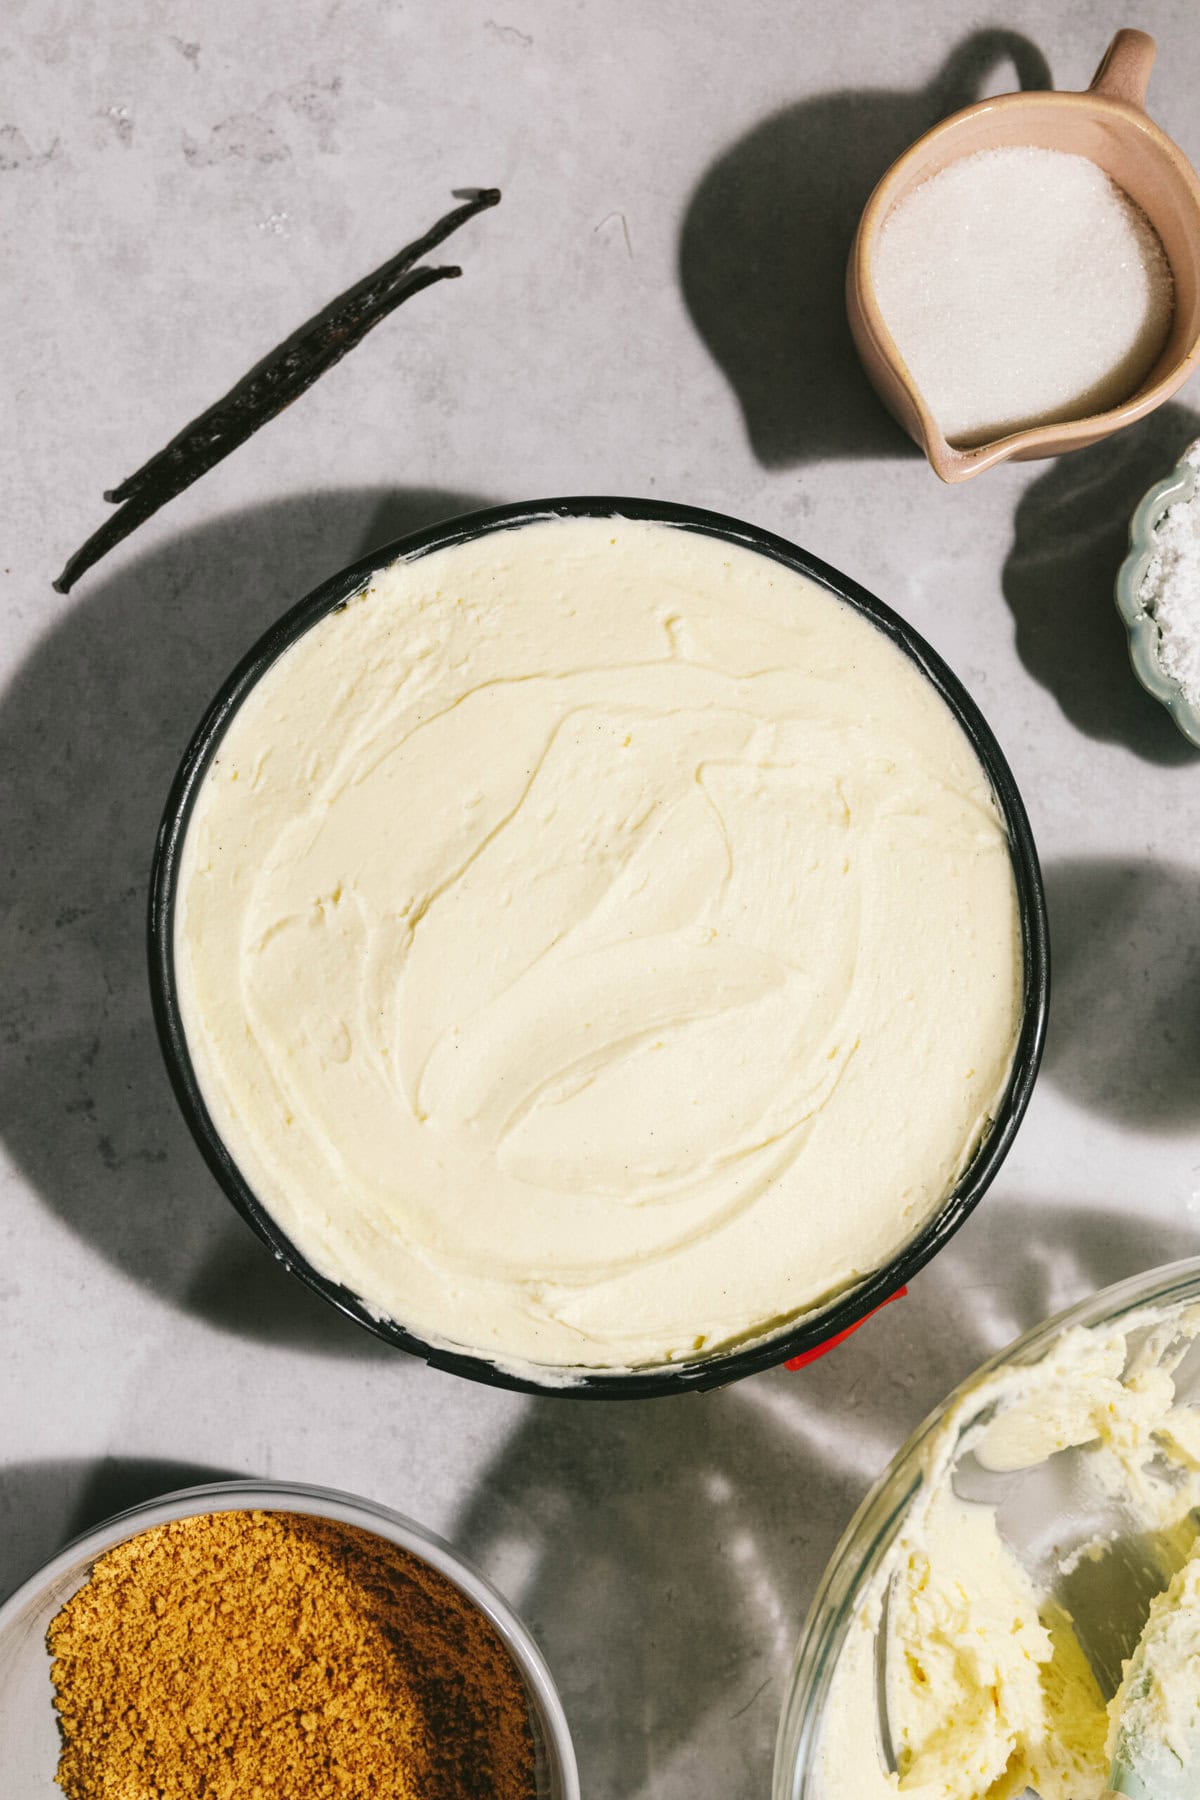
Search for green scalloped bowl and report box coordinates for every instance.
[1115,441,1200,749]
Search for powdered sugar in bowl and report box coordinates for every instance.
[1117,436,1200,748]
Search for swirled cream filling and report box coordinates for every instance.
[175,516,1023,1374]
[813,1304,1200,1800]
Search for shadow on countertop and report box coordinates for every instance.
[679,29,1051,467]
[1043,855,1200,1130]
[0,1458,244,1606]
[0,487,485,1357]
[453,1196,1195,1800]
[1002,402,1200,763]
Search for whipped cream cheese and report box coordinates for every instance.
[174,515,1023,1373]
[814,1301,1200,1799]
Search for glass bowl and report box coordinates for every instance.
[0,1478,579,1799]
[773,1254,1200,1798]
[149,496,1049,1397]
[1116,436,1200,748]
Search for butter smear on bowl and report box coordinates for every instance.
[814,1298,1200,1799]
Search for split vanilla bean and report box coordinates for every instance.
[54,188,501,594]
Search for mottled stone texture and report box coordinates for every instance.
[3,4,1200,1796]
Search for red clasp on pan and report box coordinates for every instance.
[785,1287,907,1370]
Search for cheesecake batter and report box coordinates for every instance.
[1109,1542,1200,1787]
[174,515,1023,1374]
[814,1301,1200,1799]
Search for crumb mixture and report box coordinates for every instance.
[47,1509,536,1800]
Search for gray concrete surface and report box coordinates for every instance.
[3,3,1199,1793]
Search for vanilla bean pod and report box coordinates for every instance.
[54,188,501,594]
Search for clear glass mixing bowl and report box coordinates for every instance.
[773,1254,1200,1798]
